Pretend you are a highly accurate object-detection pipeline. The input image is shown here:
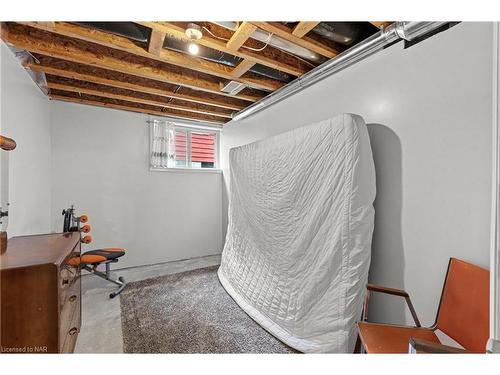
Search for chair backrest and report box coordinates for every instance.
[435,258,489,353]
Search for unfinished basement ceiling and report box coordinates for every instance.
[0,21,388,125]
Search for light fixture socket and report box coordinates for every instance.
[185,23,203,40]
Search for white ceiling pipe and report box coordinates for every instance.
[213,21,326,63]
[231,21,449,122]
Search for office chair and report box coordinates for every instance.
[357,258,489,353]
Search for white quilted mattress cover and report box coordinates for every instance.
[218,113,376,353]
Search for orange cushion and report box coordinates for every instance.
[358,322,440,354]
[67,257,81,267]
[68,254,108,266]
[101,247,126,253]
[67,248,126,267]
[81,254,107,264]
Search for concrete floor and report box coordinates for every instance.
[75,254,221,353]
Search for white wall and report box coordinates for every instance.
[50,101,223,268]
[221,22,493,326]
[0,42,52,237]
[2,39,224,269]
[490,22,500,346]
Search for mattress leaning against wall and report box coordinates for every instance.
[218,113,376,353]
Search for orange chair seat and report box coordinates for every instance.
[357,322,440,353]
[68,248,126,266]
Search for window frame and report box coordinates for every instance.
[149,120,221,173]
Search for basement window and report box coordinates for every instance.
[150,120,219,171]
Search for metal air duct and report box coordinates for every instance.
[213,22,327,64]
[163,35,293,82]
[231,22,449,122]
[74,22,150,43]
[73,22,294,83]
[310,22,379,46]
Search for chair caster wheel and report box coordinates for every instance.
[109,292,117,299]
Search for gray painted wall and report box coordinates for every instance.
[50,102,223,268]
[221,22,493,326]
[0,42,52,237]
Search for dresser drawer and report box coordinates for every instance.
[59,280,80,353]
[59,244,81,352]
[59,280,80,334]
[59,244,81,306]
[60,311,80,353]
[60,266,80,304]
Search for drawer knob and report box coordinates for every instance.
[69,295,77,302]
[69,327,78,336]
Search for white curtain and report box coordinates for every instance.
[150,121,176,168]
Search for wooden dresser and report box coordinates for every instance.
[1,233,81,353]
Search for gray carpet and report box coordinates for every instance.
[120,265,298,353]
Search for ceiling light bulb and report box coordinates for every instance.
[188,43,199,55]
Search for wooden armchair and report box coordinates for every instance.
[357,258,489,353]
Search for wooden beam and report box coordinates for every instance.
[226,22,257,51]
[231,60,256,78]
[27,62,247,111]
[47,82,233,119]
[292,22,320,38]
[370,22,393,29]
[18,22,282,92]
[36,21,56,28]
[1,23,263,102]
[50,94,226,125]
[137,22,309,77]
[250,22,340,59]
[148,29,166,55]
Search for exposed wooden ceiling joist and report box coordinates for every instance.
[226,22,258,51]
[148,28,166,55]
[37,21,56,28]
[292,22,320,38]
[0,21,383,126]
[50,92,226,124]
[18,22,282,92]
[250,22,340,59]
[27,62,247,111]
[1,23,265,102]
[370,22,394,29]
[137,22,311,77]
[47,82,234,119]
[231,60,256,78]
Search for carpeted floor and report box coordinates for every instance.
[120,265,298,353]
